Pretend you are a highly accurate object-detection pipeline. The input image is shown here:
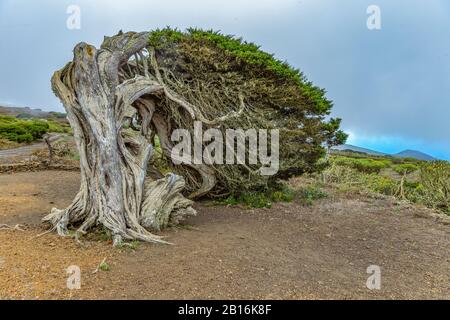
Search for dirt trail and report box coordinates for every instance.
[0,171,449,299]
[0,135,61,163]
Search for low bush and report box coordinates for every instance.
[0,115,67,144]
[414,161,450,214]
[322,163,397,195]
[221,185,299,208]
[297,186,328,206]
[322,160,450,215]
[393,163,419,175]
[332,156,391,174]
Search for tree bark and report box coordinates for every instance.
[43,134,53,167]
[43,32,196,245]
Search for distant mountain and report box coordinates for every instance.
[393,150,436,161]
[0,104,64,119]
[331,144,387,156]
[331,144,437,161]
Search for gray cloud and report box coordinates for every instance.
[0,0,448,159]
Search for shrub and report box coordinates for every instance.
[0,115,51,143]
[222,193,272,208]
[47,120,65,133]
[15,133,34,143]
[22,120,49,139]
[332,156,391,174]
[270,186,296,202]
[393,163,419,175]
[322,162,397,195]
[297,186,327,206]
[323,160,450,215]
[221,186,298,208]
[414,161,450,214]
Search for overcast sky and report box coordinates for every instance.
[0,0,449,159]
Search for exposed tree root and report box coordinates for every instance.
[0,224,26,231]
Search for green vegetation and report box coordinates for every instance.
[322,162,396,195]
[147,27,347,194]
[220,184,327,209]
[99,261,110,271]
[297,186,328,206]
[0,115,70,146]
[221,186,297,208]
[332,156,391,174]
[323,152,450,215]
[416,161,450,213]
[148,28,350,116]
[393,163,419,175]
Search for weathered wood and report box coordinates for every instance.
[43,32,197,245]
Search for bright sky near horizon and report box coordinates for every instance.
[0,0,449,160]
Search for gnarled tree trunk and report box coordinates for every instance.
[43,32,197,245]
[43,28,343,245]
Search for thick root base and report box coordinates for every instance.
[42,174,196,245]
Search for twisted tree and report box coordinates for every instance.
[44,29,346,245]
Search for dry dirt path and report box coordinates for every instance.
[0,171,449,299]
[0,134,61,163]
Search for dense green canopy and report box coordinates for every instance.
[142,28,346,195]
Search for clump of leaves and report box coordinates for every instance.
[99,261,110,271]
[393,163,419,175]
[297,186,328,206]
[332,156,391,174]
[221,185,297,208]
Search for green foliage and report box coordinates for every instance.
[322,162,397,195]
[146,28,345,194]
[221,186,297,208]
[393,163,419,175]
[324,157,450,214]
[366,175,398,195]
[297,186,328,206]
[149,28,335,115]
[118,240,141,250]
[332,156,391,174]
[390,157,421,165]
[323,118,348,148]
[0,115,49,143]
[99,261,110,271]
[48,111,67,119]
[222,193,273,208]
[220,184,327,208]
[0,115,69,144]
[47,120,65,133]
[414,161,450,213]
[270,187,296,202]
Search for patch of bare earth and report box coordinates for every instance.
[0,171,449,299]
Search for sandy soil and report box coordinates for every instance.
[0,171,449,299]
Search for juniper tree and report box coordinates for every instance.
[44,29,346,245]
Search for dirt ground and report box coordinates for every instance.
[0,170,449,299]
